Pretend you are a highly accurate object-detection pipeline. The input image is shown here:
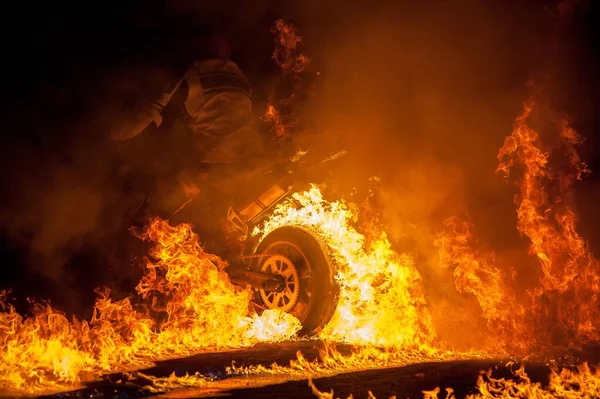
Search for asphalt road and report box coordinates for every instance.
[32,340,559,399]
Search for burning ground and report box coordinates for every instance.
[2,0,600,397]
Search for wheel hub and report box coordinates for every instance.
[258,255,300,312]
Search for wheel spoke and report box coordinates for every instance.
[259,254,301,313]
[253,230,338,334]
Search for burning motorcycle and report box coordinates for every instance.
[221,149,347,335]
[121,147,347,336]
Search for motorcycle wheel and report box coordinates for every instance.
[251,226,339,335]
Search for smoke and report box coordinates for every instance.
[0,0,596,355]
[269,1,543,348]
[278,0,598,353]
[289,0,542,234]
[0,8,179,315]
[0,1,282,315]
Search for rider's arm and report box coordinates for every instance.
[110,102,163,141]
[110,75,187,141]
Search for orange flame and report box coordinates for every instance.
[429,97,600,357]
[497,99,600,346]
[434,217,528,354]
[271,19,309,74]
[3,87,600,397]
[254,187,436,350]
[264,19,310,142]
[0,218,300,395]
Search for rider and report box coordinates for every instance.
[111,32,269,230]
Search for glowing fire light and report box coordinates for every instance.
[0,219,300,395]
[430,97,600,357]
[434,217,529,355]
[254,187,437,350]
[2,94,600,398]
[497,99,600,347]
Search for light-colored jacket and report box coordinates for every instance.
[111,59,263,164]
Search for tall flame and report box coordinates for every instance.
[497,99,600,347]
[497,99,592,292]
[432,98,600,356]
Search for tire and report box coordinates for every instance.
[251,226,339,335]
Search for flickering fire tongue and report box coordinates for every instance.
[497,99,600,348]
[432,98,600,357]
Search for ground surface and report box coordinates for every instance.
[31,340,556,399]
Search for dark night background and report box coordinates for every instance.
[0,0,598,334]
